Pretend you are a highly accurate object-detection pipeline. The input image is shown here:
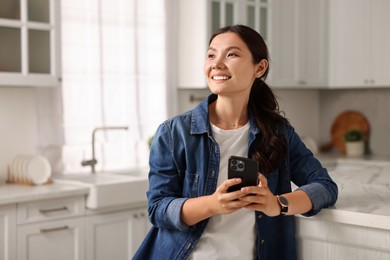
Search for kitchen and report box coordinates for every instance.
[1,0,390,259]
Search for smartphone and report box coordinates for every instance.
[227,156,259,192]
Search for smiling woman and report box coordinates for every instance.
[56,0,176,173]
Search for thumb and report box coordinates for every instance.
[258,173,268,188]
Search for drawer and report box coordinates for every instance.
[17,196,85,224]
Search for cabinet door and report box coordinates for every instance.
[177,0,241,89]
[243,0,269,42]
[129,208,150,256]
[86,208,150,260]
[270,0,326,88]
[0,205,17,260]
[17,217,85,260]
[371,0,390,87]
[177,0,209,88]
[269,0,297,87]
[0,0,61,87]
[328,0,371,87]
[296,0,327,87]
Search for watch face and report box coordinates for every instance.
[278,195,289,206]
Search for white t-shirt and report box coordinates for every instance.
[188,122,256,260]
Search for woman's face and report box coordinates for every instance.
[204,32,267,96]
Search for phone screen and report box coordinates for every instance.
[227,156,259,192]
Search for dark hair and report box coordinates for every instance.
[209,25,288,173]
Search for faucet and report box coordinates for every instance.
[81,126,129,173]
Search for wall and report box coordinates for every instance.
[0,88,39,180]
[178,88,390,158]
[274,90,320,142]
[319,88,390,157]
[177,88,321,142]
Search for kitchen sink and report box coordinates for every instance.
[54,169,149,209]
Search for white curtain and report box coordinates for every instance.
[59,0,176,173]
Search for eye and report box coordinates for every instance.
[227,52,238,57]
[207,53,215,59]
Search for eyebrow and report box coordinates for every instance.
[208,46,242,52]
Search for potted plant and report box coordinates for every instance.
[344,129,365,156]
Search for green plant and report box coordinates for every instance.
[148,135,154,149]
[344,129,364,142]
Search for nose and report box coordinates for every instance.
[211,56,226,70]
[212,61,225,70]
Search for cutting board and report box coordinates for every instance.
[321,110,370,154]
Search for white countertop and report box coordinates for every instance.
[301,156,390,230]
[0,182,89,205]
[0,167,149,209]
[1,157,390,231]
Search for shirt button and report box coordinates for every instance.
[257,214,262,219]
[185,243,192,250]
[261,239,265,245]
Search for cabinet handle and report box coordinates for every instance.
[297,80,307,85]
[40,225,69,233]
[39,206,68,214]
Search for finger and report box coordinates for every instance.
[258,173,268,188]
[241,186,266,196]
[219,178,242,192]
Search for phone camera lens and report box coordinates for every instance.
[231,160,237,165]
[231,165,237,170]
[237,163,244,169]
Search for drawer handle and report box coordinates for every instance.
[40,225,69,233]
[39,206,68,214]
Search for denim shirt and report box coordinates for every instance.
[133,94,338,260]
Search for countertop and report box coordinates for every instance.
[1,156,390,231]
[300,156,390,231]
[0,181,89,205]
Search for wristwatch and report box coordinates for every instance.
[277,195,289,216]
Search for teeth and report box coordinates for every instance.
[212,75,230,80]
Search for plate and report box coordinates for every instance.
[25,155,51,185]
[327,110,370,154]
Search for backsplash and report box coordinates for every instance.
[319,88,390,157]
[177,88,321,142]
[178,88,390,157]
[0,88,39,179]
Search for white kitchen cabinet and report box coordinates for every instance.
[16,196,86,260]
[269,0,326,88]
[17,218,85,260]
[177,0,270,89]
[327,0,390,88]
[296,216,390,260]
[0,205,17,260]
[86,207,150,260]
[270,0,390,89]
[0,0,61,87]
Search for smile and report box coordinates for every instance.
[212,75,231,80]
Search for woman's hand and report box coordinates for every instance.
[239,173,281,217]
[208,178,253,215]
[181,178,252,226]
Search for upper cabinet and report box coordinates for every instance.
[270,0,390,89]
[269,0,327,88]
[327,0,390,88]
[0,0,61,87]
[177,0,270,89]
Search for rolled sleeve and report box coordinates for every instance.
[166,197,190,231]
[297,182,335,216]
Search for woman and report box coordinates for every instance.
[134,25,338,260]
